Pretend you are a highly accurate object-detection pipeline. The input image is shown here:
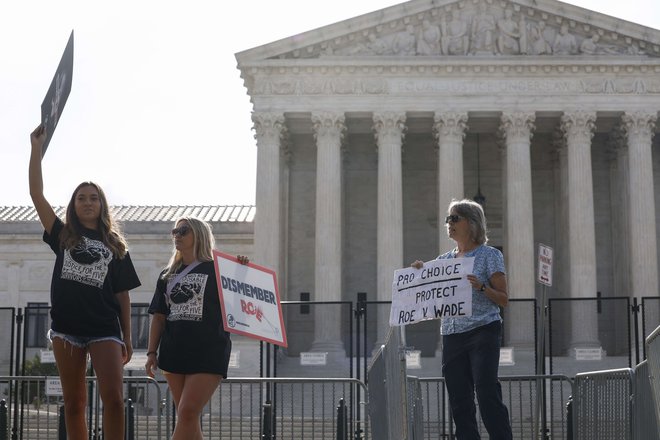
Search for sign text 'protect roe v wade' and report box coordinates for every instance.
[389,257,474,326]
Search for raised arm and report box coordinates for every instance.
[29,125,56,234]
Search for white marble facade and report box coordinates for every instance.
[237,0,660,357]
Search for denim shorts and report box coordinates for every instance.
[48,329,124,350]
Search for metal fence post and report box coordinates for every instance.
[125,398,135,440]
[11,310,22,440]
[336,398,348,440]
[0,400,7,440]
[58,404,66,440]
[565,395,573,440]
[354,293,366,440]
[631,297,641,365]
[261,399,273,439]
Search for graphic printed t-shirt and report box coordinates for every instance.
[43,218,141,338]
[149,261,232,377]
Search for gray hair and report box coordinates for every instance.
[447,199,488,245]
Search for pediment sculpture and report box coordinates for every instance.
[275,1,651,59]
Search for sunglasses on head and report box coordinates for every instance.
[171,224,191,237]
[445,215,464,224]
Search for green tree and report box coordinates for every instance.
[23,355,59,406]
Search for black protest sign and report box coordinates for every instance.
[40,30,74,157]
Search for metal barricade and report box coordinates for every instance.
[632,360,660,440]
[159,377,369,440]
[406,376,424,438]
[572,368,633,440]
[417,375,573,440]
[646,325,660,433]
[367,327,408,440]
[0,375,163,440]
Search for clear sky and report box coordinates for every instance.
[2,0,658,207]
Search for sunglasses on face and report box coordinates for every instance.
[445,215,464,224]
[171,224,191,237]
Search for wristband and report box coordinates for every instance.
[146,351,157,356]
[480,284,486,292]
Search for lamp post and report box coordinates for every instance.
[474,134,486,206]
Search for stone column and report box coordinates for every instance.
[311,111,346,354]
[373,111,406,345]
[433,111,468,254]
[561,111,600,352]
[608,127,631,298]
[252,112,287,289]
[499,111,535,347]
[246,112,287,376]
[552,129,570,302]
[622,111,659,298]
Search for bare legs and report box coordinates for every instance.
[165,372,222,440]
[89,341,125,439]
[52,338,88,440]
[52,339,125,440]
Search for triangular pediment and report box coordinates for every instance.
[236,0,660,63]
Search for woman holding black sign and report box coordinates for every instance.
[412,199,512,440]
[29,124,141,440]
[145,216,247,439]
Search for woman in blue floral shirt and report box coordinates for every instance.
[412,199,512,440]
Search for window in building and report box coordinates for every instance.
[25,303,50,348]
[131,303,150,350]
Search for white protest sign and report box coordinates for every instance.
[537,244,553,286]
[390,257,474,326]
[214,251,288,347]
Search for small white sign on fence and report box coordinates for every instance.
[300,352,327,366]
[40,350,55,363]
[405,350,422,369]
[45,377,63,396]
[499,347,515,366]
[574,347,603,361]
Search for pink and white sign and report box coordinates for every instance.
[213,251,287,347]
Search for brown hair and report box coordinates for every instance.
[59,181,128,258]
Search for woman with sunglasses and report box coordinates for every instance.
[29,124,141,440]
[145,217,247,440]
[412,199,512,440]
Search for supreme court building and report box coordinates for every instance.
[236,0,660,365]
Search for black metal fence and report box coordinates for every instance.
[4,296,660,439]
[0,375,364,440]
[6,297,660,381]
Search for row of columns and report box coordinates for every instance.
[251,109,658,354]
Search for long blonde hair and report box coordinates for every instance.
[60,181,128,258]
[163,216,215,280]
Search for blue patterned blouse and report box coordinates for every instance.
[438,244,506,335]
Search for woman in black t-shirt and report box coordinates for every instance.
[145,216,245,439]
[29,124,141,440]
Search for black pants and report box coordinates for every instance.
[442,321,513,440]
